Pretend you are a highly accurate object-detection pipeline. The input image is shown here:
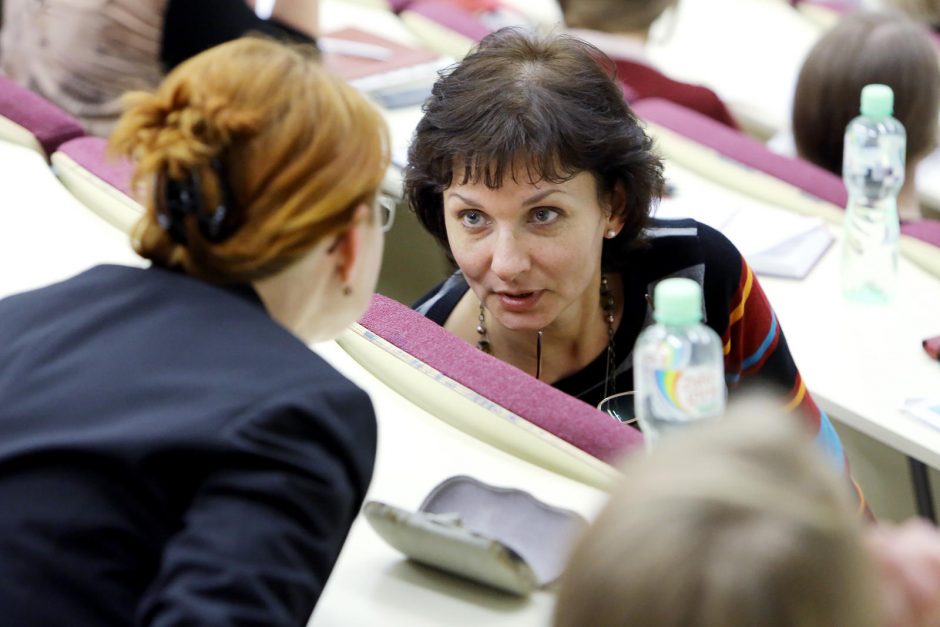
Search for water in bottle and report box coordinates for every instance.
[842,83,905,304]
[633,278,726,448]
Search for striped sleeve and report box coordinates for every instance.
[721,257,848,473]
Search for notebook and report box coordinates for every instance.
[321,27,450,108]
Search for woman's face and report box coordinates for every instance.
[443,169,616,332]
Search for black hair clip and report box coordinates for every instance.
[155,158,239,245]
[156,169,199,245]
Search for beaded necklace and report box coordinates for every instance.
[476,274,617,398]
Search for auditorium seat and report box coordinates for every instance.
[400,0,490,57]
[632,98,940,281]
[52,136,144,234]
[0,75,84,159]
[791,0,853,29]
[902,219,940,249]
[633,97,848,208]
[338,294,641,488]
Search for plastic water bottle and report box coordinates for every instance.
[842,83,905,304]
[633,278,726,448]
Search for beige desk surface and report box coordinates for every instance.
[307,341,608,626]
[662,160,940,469]
[0,141,143,299]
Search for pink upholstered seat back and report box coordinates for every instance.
[389,0,414,12]
[0,75,85,157]
[403,0,493,41]
[901,219,940,248]
[358,294,643,463]
[790,0,854,13]
[633,98,849,208]
[57,136,134,198]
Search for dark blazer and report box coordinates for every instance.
[0,265,376,626]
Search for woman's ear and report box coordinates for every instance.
[606,181,628,233]
[330,203,370,284]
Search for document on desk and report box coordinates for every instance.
[656,185,833,279]
[321,28,452,109]
[904,398,940,431]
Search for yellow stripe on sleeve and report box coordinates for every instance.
[728,265,754,326]
[784,379,807,412]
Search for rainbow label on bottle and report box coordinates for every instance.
[654,365,724,419]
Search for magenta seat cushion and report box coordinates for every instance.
[57,136,134,198]
[901,219,940,248]
[633,98,849,208]
[798,0,854,13]
[0,75,84,157]
[404,0,493,41]
[789,0,853,11]
[358,294,643,463]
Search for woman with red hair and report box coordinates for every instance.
[0,37,390,626]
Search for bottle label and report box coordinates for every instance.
[653,365,724,420]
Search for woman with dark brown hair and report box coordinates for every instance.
[792,10,940,221]
[0,38,389,626]
[408,28,851,474]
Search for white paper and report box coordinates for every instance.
[903,398,940,431]
[656,179,833,279]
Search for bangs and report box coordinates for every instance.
[443,104,587,190]
[454,149,579,190]
[405,28,663,265]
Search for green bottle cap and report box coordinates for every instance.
[653,278,703,325]
[860,84,894,117]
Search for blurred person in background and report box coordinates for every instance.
[885,0,940,30]
[0,37,389,626]
[0,0,319,136]
[791,10,940,221]
[559,0,738,128]
[555,399,940,627]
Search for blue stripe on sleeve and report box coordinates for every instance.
[741,311,778,370]
[815,409,846,471]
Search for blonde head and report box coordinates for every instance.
[554,402,882,627]
[110,37,390,284]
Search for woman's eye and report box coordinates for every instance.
[460,210,486,227]
[530,207,560,224]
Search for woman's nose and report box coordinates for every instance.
[489,230,531,282]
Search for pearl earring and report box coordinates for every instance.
[606,229,617,239]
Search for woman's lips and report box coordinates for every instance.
[495,290,543,313]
